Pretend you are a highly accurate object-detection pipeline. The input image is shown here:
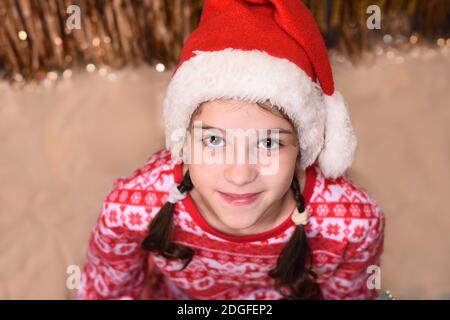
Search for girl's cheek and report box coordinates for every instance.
[257,146,296,176]
[276,148,298,173]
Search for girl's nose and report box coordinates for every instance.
[223,164,258,187]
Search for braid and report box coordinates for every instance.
[268,174,323,299]
[141,171,195,270]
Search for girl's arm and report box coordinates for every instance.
[76,180,149,300]
[320,199,386,300]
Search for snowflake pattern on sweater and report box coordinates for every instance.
[77,148,385,300]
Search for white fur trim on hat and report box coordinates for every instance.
[318,91,358,179]
[163,48,356,178]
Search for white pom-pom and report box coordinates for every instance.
[318,91,357,179]
[167,183,187,204]
[291,208,309,226]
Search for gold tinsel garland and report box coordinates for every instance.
[0,0,448,85]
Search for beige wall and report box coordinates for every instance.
[0,49,449,299]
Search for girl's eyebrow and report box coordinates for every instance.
[193,124,294,135]
[193,124,225,133]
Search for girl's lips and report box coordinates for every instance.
[218,191,262,206]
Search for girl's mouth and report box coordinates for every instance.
[218,191,262,206]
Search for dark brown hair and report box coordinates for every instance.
[141,100,323,299]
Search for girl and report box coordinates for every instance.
[77,0,385,300]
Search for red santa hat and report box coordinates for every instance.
[163,0,357,179]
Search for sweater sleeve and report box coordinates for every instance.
[320,197,386,300]
[76,179,150,300]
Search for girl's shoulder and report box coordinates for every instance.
[306,167,386,297]
[306,165,385,245]
[99,148,178,232]
[310,165,383,215]
[109,148,177,194]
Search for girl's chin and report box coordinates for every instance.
[211,195,267,232]
[215,214,261,233]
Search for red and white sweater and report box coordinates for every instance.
[77,148,385,300]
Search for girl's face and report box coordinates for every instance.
[185,99,300,235]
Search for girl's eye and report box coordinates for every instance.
[258,138,280,150]
[203,135,225,148]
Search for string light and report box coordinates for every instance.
[54,37,62,46]
[62,69,72,79]
[386,50,395,60]
[107,73,117,82]
[409,34,419,44]
[18,31,27,41]
[383,34,393,44]
[155,63,165,72]
[14,74,24,82]
[47,71,58,81]
[99,67,108,76]
[86,64,96,72]
[92,37,101,47]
